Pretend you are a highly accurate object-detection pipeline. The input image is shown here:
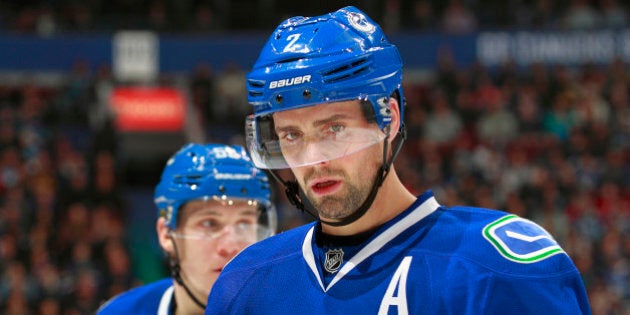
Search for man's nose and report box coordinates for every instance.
[301,141,330,165]
[215,226,243,257]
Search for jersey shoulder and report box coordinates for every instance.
[209,223,315,309]
[430,205,576,276]
[97,278,173,314]
[227,223,314,271]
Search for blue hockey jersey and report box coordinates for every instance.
[97,278,174,315]
[206,191,591,314]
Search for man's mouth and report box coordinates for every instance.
[310,179,341,195]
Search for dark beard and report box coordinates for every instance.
[301,150,381,221]
[308,183,367,220]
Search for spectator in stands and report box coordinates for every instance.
[214,62,248,132]
[423,89,463,147]
[543,90,579,141]
[475,82,518,147]
[440,0,478,34]
[562,0,601,29]
[402,0,436,31]
[600,0,628,28]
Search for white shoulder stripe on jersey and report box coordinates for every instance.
[158,285,175,315]
[302,196,440,292]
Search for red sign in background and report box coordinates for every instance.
[110,87,185,132]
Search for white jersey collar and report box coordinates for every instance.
[302,195,440,292]
[158,285,175,315]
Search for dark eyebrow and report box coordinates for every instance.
[238,209,259,216]
[275,114,349,134]
[189,207,258,218]
[187,207,221,216]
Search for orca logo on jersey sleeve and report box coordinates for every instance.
[482,215,564,263]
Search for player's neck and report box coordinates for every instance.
[173,285,205,315]
[321,168,416,236]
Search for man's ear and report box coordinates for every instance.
[156,217,174,255]
[387,97,401,143]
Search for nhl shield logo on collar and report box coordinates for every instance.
[324,248,344,273]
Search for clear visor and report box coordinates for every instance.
[170,197,276,243]
[246,114,386,169]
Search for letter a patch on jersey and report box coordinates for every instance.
[379,256,412,315]
[482,215,564,263]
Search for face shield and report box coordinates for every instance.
[246,101,387,170]
[169,197,277,244]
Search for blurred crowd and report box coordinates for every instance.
[1,52,629,314]
[0,0,628,36]
[0,62,133,314]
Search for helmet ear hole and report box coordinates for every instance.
[360,99,377,124]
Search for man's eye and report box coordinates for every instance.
[236,221,253,229]
[328,124,345,133]
[282,131,302,142]
[200,220,221,231]
[236,221,256,232]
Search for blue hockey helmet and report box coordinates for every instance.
[245,6,404,169]
[154,143,276,237]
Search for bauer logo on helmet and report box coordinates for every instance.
[269,75,312,89]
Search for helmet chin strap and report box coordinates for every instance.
[168,231,207,311]
[273,124,407,227]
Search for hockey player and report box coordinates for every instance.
[97,143,276,314]
[205,6,591,314]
